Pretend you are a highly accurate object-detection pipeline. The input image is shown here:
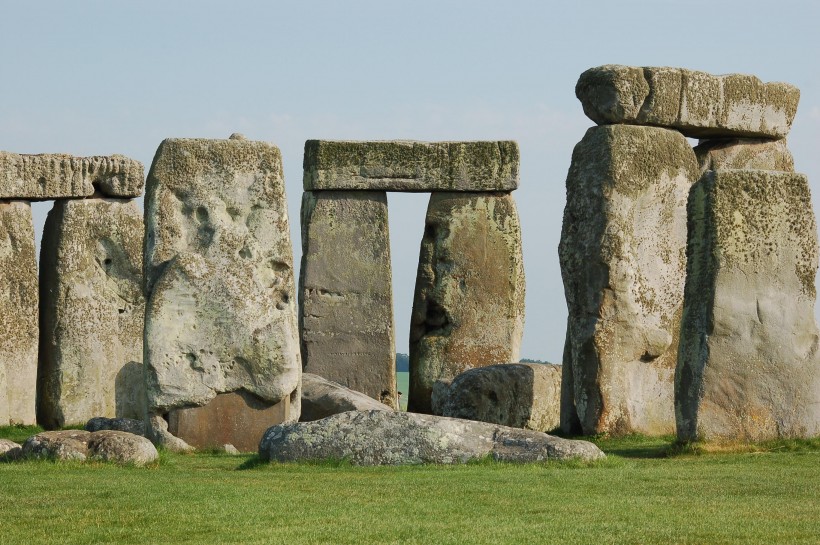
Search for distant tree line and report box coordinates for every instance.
[396,353,550,372]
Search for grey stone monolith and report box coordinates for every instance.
[676,169,820,442]
[299,191,396,406]
[576,65,800,139]
[144,137,301,427]
[409,192,525,414]
[37,198,144,429]
[0,152,144,199]
[694,138,795,174]
[304,140,519,191]
[560,124,699,436]
[0,201,38,425]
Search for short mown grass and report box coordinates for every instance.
[1,427,818,545]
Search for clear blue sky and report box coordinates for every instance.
[1,1,818,361]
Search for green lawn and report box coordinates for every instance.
[2,426,819,544]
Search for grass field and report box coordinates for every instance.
[2,426,819,544]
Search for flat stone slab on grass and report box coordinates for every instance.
[259,410,604,465]
[303,140,519,192]
[300,373,393,422]
[20,430,158,466]
[0,152,144,199]
[576,65,799,139]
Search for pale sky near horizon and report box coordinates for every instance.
[1,1,819,362]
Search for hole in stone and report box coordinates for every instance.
[104,258,112,266]
[195,206,209,223]
[118,308,126,314]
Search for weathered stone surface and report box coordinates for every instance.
[0,439,22,461]
[146,415,194,453]
[676,170,820,442]
[85,416,146,436]
[144,138,301,421]
[576,65,800,139]
[86,430,158,466]
[37,198,144,429]
[303,140,519,192]
[559,125,699,436]
[168,390,290,452]
[694,138,795,175]
[21,429,157,465]
[0,201,38,425]
[299,191,396,405]
[0,357,7,426]
[259,410,604,465]
[0,152,144,199]
[433,363,561,432]
[300,373,393,422]
[409,192,525,413]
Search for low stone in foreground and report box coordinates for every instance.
[21,430,158,466]
[303,140,519,192]
[433,363,561,433]
[576,65,799,139]
[0,438,22,461]
[259,410,604,465]
[300,373,393,422]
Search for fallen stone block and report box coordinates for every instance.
[303,140,519,192]
[85,416,146,436]
[576,65,799,139]
[299,191,396,405]
[409,192,525,413]
[433,363,561,433]
[259,410,604,465]
[0,201,38,425]
[37,198,144,429]
[694,138,794,174]
[560,124,699,435]
[0,438,22,461]
[676,169,820,442]
[21,429,158,465]
[300,373,393,422]
[0,152,143,199]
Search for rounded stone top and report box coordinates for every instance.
[229,133,247,141]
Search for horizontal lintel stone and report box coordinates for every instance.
[0,152,144,199]
[303,140,519,192]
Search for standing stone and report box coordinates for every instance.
[37,198,144,429]
[694,138,794,174]
[559,125,699,436]
[676,170,820,442]
[144,137,301,443]
[409,192,525,414]
[0,201,37,425]
[299,191,396,406]
[575,65,800,139]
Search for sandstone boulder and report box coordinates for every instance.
[22,429,157,465]
[259,410,604,465]
[0,438,22,461]
[303,140,519,191]
[694,138,794,174]
[38,198,144,429]
[22,430,91,461]
[0,201,38,425]
[560,125,699,436]
[576,65,800,139]
[409,192,525,413]
[676,170,820,442]
[433,363,561,432]
[299,191,396,406]
[85,416,146,436]
[146,415,194,453]
[300,373,393,422]
[0,152,143,198]
[143,137,301,420]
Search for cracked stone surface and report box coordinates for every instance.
[409,192,525,414]
[559,125,698,436]
[143,137,301,420]
[576,65,800,139]
[299,190,396,406]
[676,169,820,442]
[37,198,144,429]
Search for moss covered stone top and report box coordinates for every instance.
[0,152,144,199]
[303,140,519,192]
[576,65,800,139]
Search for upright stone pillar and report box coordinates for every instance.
[409,192,525,414]
[299,190,396,406]
[144,136,301,451]
[559,125,698,436]
[0,201,38,425]
[37,198,145,429]
[676,170,820,442]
